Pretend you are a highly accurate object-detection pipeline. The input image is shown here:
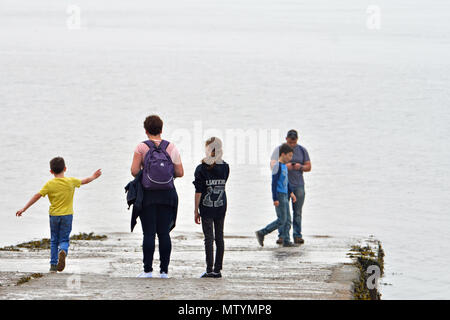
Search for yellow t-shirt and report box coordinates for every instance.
[39,177,82,216]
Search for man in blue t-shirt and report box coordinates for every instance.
[271,130,311,244]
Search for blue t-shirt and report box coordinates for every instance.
[277,163,289,194]
[271,144,310,187]
[271,162,293,201]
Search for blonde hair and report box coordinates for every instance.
[202,137,223,169]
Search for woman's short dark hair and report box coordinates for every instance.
[279,143,293,156]
[144,115,163,135]
[50,157,65,174]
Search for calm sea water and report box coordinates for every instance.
[1,0,449,299]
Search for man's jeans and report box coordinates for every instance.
[49,215,73,265]
[260,193,290,244]
[278,185,306,240]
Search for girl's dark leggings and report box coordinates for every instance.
[201,215,225,273]
[139,204,174,274]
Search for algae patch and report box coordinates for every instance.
[348,239,385,300]
[16,273,43,285]
[70,232,107,241]
[0,246,20,252]
[0,232,108,251]
[17,239,51,250]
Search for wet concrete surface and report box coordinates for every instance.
[0,231,359,300]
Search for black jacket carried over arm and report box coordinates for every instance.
[125,170,178,233]
[125,170,144,232]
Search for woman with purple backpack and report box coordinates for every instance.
[130,115,184,279]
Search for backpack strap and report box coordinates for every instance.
[143,140,170,151]
[143,140,157,151]
[159,140,173,164]
[143,140,173,163]
[159,140,170,151]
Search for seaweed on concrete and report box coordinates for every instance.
[0,246,21,252]
[70,232,107,241]
[16,273,43,285]
[0,233,107,252]
[16,239,51,250]
[348,240,385,300]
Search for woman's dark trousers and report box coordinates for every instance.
[140,204,174,274]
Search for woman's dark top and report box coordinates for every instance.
[127,171,178,232]
[143,189,178,208]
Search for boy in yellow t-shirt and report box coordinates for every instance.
[16,157,102,273]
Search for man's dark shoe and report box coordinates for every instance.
[57,250,66,272]
[49,265,58,273]
[276,238,283,245]
[212,272,222,278]
[283,242,296,247]
[255,231,264,247]
[294,237,305,244]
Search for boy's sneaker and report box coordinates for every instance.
[255,231,264,247]
[276,238,283,245]
[200,272,215,278]
[137,272,153,278]
[57,250,66,272]
[160,272,169,279]
[49,265,58,273]
[283,242,296,247]
[294,237,305,244]
[212,272,222,278]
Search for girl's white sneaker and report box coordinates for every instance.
[160,272,169,279]
[137,272,153,278]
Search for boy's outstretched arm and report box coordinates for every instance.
[16,193,42,216]
[81,169,102,185]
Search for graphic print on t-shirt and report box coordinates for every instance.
[193,162,230,218]
[202,179,226,208]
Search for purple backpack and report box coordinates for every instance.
[141,140,175,190]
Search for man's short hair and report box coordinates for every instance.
[50,157,65,174]
[144,115,163,135]
[279,143,293,156]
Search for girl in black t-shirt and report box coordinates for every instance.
[193,137,230,278]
